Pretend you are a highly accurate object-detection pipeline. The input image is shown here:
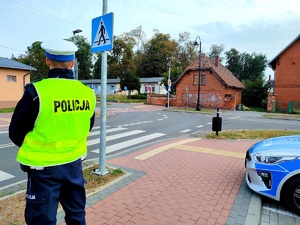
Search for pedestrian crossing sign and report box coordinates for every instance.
[91,12,114,53]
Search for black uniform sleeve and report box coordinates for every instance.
[90,113,95,131]
[9,90,39,147]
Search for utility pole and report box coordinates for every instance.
[167,60,171,109]
[97,0,108,175]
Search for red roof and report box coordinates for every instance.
[175,56,244,89]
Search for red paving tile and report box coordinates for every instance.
[77,138,256,224]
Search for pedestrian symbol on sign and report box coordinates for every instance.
[92,18,111,48]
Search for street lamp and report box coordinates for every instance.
[194,36,201,111]
[72,29,82,80]
[72,29,82,41]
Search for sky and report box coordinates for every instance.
[1,0,300,78]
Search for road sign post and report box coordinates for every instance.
[91,1,113,176]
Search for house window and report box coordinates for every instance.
[7,75,16,82]
[152,86,155,93]
[201,74,206,86]
[193,75,198,86]
[225,94,232,98]
[144,86,147,93]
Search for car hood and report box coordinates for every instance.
[249,135,300,155]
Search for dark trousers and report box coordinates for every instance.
[24,159,86,225]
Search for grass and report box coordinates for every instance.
[205,129,300,140]
[0,165,124,225]
[0,108,14,113]
[99,94,147,104]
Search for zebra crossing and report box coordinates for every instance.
[0,125,166,184]
[87,125,166,154]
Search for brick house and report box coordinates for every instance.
[0,57,36,108]
[174,55,244,110]
[268,34,300,112]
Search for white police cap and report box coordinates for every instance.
[41,39,78,62]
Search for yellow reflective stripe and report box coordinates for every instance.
[25,136,86,149]
[17,141,86,166]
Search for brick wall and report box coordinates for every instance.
[147,69,242,110]
[274,39,300,110]
[175,69,242,110]
[147,93,176,106]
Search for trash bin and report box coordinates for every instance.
[212,117,222,132]
[212,108,222,135]
[237,104,242,111]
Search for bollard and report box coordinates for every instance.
[212,108,222,135]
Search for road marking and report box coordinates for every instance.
[117,121,154,127]
[0,117,11,122]
[0,143,15,149]
[89,127,127,136]
[0,171,15,182]
[176,144,245,158]
[180,129,191,133]
[87,130,145,146]
[196,125,204,128]
[135,139,199,160]
[92,133,166,154]
[0,130,8,134]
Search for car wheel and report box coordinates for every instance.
[284,177,300,215]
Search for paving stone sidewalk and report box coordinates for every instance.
[58,138,259,225]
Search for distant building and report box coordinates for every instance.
[174,55,244,110]
[80,77,165,95]
[147,55,244,110]
[268,34,300,112]
[0,57,36,108]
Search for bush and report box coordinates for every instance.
[129,94,147,100]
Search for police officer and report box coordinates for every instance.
[9,39,96,225]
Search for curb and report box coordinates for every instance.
[245,192,262,225]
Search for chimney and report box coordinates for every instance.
[214,56,220,67]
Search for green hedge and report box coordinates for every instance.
[129,94,147,100]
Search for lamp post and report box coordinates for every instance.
[72,29,82,80]
[167,60,171,109]
[194,36,201,111]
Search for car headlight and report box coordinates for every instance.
[254,155,298,164]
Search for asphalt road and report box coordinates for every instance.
[1,105,300,188]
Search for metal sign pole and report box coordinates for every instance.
[94,0,108,175]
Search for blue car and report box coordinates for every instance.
[245,135,300,215]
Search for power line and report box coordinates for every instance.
[0,45,25,53]
[2,0,80,28]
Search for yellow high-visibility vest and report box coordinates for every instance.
[17,78,96,167]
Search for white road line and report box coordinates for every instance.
[0,130,8,134]
[92,133,166,154]
[0,171,15,182]
[180,129,191,133]
[0,143,15,149]
[87,130,145,146]
[89,127,127,136]
[196,125,204,128]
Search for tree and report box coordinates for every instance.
[175,32,198,71]
[138,32,178,78]
[93,35,136,79]
[224,48,242,79]
[208,44,225,62]
[67,35,93,80]
[12,41,48,79]
[224,48,269,107]
[120,70,141,98]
